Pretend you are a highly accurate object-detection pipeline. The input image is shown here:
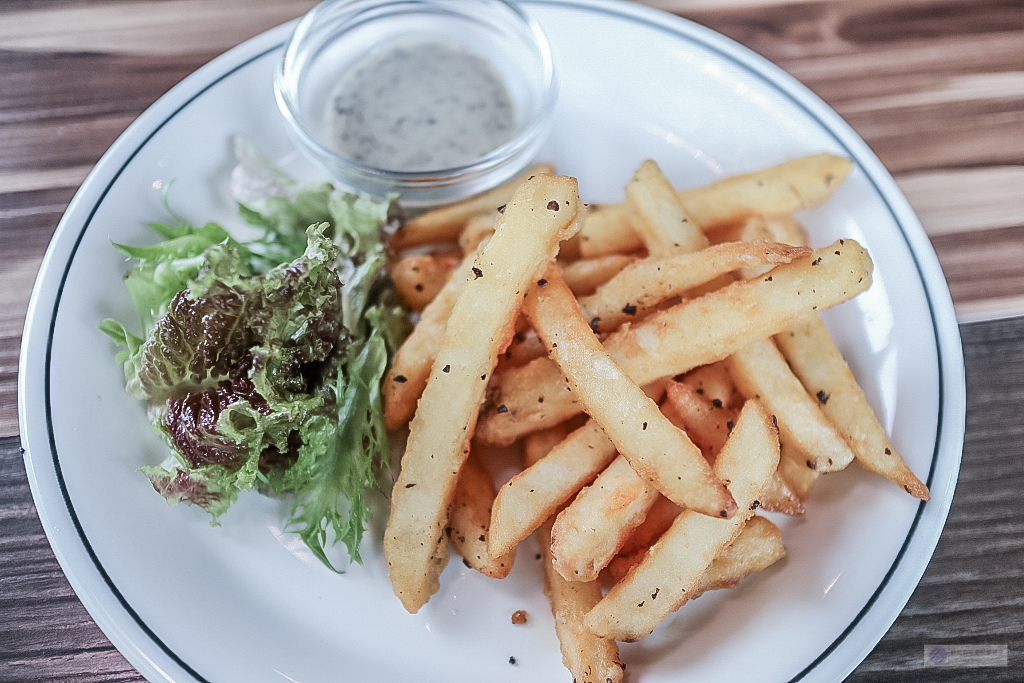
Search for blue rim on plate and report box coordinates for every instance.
[19,1,966,681]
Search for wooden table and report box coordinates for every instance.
[2,1,1022,680]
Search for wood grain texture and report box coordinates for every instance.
[1,0,1023,680]
[2,0,1024,436]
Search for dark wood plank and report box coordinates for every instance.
[0,436,143,682]
[847,316,1024,681]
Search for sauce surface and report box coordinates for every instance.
[325,41,516,172]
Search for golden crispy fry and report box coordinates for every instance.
[605,495,681,583]
[577,154,851,257]
[578,203,640,258]
[611,512,787,590]
[502,327,548,367]
[626,159,708,257]
[734,215,777,276]
[524,416,625,683]
[540,385,675,581]
[763,215,810,247]
[384,248,480,431]
[559,253,639,296]
[664,379,802,514]
[584,401,780,641]
[458,212,497,255]
[448,449,515,579]
[775,316,930,499]
[384,174,581,613]
[681,361,743,410]
[694,515,786,595]
[389,251,462,311]
[477,241,873,444]
[724,213,810,277]
[579,241,812,333]
[550,454,661,583]
[523,268,736,519]
[757,470,805,516]
[728,339,855,473]
[488,419,617,559]
[778,438,820,500]
[538,516,624,683]
[678,153,852,228]
[481,355,582,443]
[523,423,570,467]
[664,379,737,462]
[391,163,554,250]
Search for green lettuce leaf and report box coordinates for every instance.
[103,175,408,568]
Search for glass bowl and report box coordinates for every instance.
[275,0,557,207]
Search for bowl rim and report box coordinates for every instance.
[273,0,559,186]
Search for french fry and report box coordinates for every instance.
[578,203,640,258]
[482,355,582,442]
[539,514,625,683]
[665,379,802,514]
[757,471,804,516]
[523,424,570,468]
[384,174,581,613]
[391,163,555,250]
[523,268,736,519]
[458,211,498,255]
[694,515,786,595]
[578,241,812,333]
[664,379,737,462]
[681,361,742,410]
[389,251,462,311]
[763,214,810,247]
[605,495,681,583]
[523,412,626,683]
[727,339,855,473]
[448,449,515,579]
[502,327,548,367]
[541,387,675,583]
[488,419,617,559]
[584,401,780,642]
[577,154,851,257]
[778,438,820,501]
[625,159,708,257]
[775,316,930,499]
[678,153,852,228]
[477,241,874,445]
[549,454,661,583]
[384,248,480,431]
[607,508,787,588]
[559,253,639,296]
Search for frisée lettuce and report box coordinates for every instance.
[101,157,409,567]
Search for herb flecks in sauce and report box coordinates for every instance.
[326,41,515,172]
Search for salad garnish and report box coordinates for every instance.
[101,141,409,567]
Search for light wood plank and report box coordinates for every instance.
[0,0,317,56]
[897,166,1024,237]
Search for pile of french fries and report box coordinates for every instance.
[382,154,929,681]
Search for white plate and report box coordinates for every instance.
[18,1,966,681]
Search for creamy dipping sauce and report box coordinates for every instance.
[327,40,516,172]
[325,41,516,172]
